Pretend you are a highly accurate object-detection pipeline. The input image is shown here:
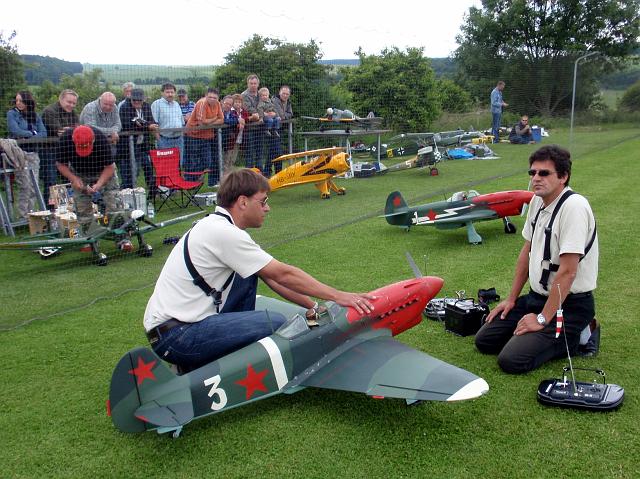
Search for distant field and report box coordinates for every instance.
[83,64,216,83]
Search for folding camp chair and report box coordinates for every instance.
[149,148,203,212]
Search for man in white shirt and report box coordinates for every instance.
[475,145,599,373]
[144,168,374,372]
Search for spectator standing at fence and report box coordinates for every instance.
[184,88,224,184]
[178,89,195,124]
[221,95,240,178]
[257,87,281,177]
[490,80,508,144]
[79,92,121,158]
[41,89,79,204]
[271,85,293,174]
[241,74,263,171]
[231,94,248,166]
[7,90,47,143]
[118,88,159,198]
[5,90,46,218]
[56,125,120,235]
[118,81,135,109]
[151,83,184,157]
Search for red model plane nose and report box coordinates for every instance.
[519,190,535,204]
[347,276,444,336]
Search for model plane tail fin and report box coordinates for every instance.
[108,347,193,433]
[383,191,411,225]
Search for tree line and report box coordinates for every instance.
[2,1,639,136]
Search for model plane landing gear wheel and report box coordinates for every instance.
[38,247,61,259]
[503,217,517,234]
[139,244,153,257]
[321,193,331,199]
[430,167,439,176]
[336,189,346,196]
[96,253,108,266]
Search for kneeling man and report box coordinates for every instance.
[475,145,598,373]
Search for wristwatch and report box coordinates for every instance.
[536,313,547,326]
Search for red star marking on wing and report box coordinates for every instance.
[128,357,157,386]
[235,364,269,400]
[427,209,437,221]
[393,196,402,207]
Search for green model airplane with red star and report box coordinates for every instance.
[108,265,489,437]
[384,189,534,244]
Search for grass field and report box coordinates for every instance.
[83,64,215,83]
[1,126,639,478]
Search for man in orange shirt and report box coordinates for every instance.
[184,88,224,183]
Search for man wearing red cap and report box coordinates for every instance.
[56,125,121,234]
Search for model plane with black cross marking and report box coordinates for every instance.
[301,109,383,132]
[383,189,534,244]
[108,266,489,437]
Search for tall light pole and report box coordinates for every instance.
[570,51,599,147]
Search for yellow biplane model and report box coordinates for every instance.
[268,147,351,199]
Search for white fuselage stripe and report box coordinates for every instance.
[258,337,289,390]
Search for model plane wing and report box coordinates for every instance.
[272,147,345,163]
[298,336,488,402]
[0,232,106,250]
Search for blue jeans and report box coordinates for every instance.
[157,136,184,165]
[491,112,502,143]
[39,149,58,204]
[119,144,155,194]
[263,134,283,177]
[151,273,287,372]
[509,134,533,144]
[243,125,264,170]
[183,136,211,181]
[264,117,281,130]
[208,137,221,187]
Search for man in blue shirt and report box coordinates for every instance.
[490,81,508,143]
[151,83,185,156]
[177,89,195,124]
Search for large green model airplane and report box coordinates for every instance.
[0,209,205,265]
[384,189,534,244]
[108,265,489,438]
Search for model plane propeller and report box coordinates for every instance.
[108,262,489,437]
[383,189,534,244]
[267,147,351,199]
[0,209,204,265]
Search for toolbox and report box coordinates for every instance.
[194,192,217,207]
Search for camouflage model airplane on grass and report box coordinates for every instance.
[267,147,351,199]
[108,266,489,437]
[0,209,204,266]
[384,189,534,244]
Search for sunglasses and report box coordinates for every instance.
[528,169,556,177]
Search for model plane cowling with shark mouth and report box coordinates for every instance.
[108,275,489,437]
[384,189,534,244]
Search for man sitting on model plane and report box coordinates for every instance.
[144,169,374,373]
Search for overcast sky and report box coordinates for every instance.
[2,0,480,65]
